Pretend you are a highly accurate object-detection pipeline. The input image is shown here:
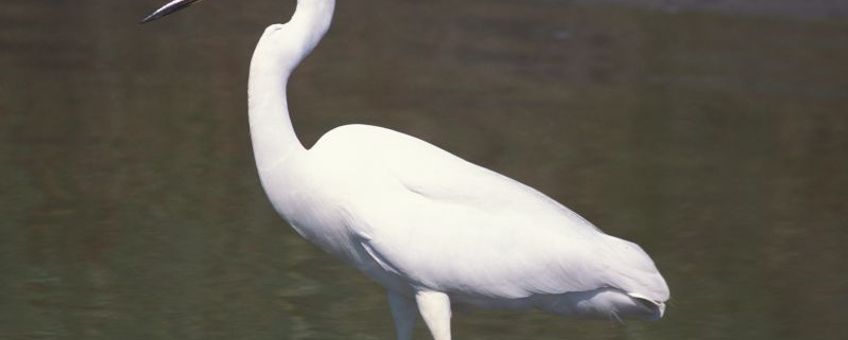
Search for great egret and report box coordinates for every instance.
[142,1,670,339]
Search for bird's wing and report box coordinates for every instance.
[312,125,667,300]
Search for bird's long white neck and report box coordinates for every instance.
[248,0,335,173]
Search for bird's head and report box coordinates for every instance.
[142,0,334,73]
[140,0,335,24]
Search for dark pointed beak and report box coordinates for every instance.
[140,0,204,23]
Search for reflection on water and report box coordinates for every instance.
[1,0,846,339]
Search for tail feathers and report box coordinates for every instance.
[602,236,670,302]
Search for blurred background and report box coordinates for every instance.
[1,0,847,339]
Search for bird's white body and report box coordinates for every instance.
[187,0,669,338]
[265,123,668,309]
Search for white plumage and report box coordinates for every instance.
[143,0,670,339]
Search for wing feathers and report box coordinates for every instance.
[314,125,666,300]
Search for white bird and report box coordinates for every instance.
[142,1,670,339]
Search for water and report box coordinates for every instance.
[1,0,847,339]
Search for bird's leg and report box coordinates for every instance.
[388,290,417,340]
[415,290,452,340]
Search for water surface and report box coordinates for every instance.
[1,0,847,339]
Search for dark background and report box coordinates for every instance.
[2,0,847,339]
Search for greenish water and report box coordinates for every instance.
[2,0,847,339]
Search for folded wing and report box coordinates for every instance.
[313,124,668,301]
